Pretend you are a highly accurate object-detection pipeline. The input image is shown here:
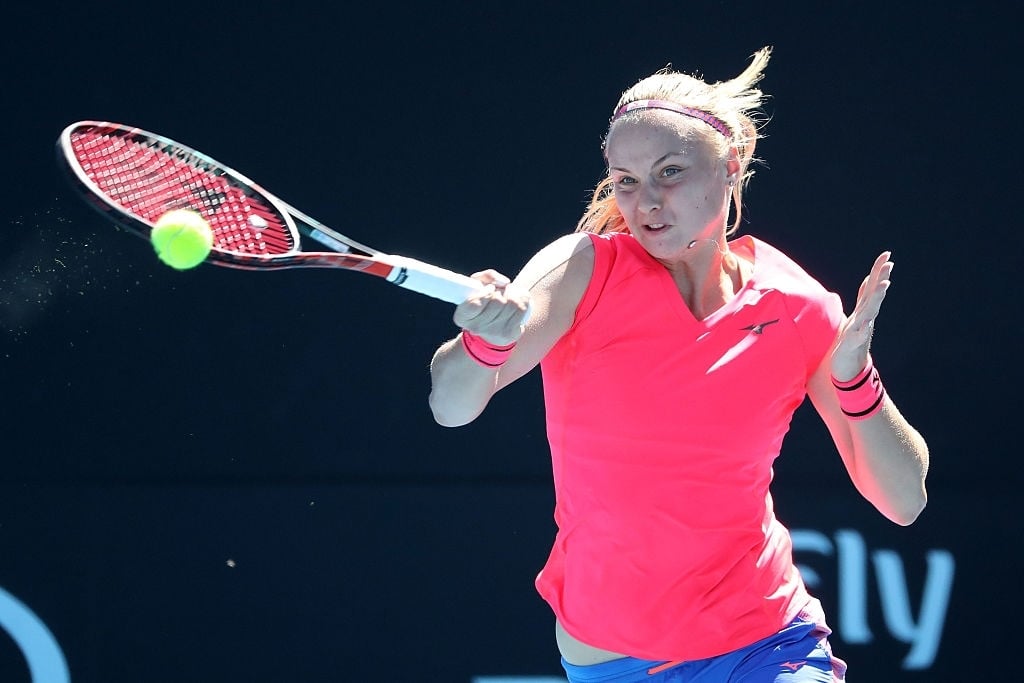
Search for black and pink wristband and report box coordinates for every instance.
[831,358,886,420]
[461,330,516,368]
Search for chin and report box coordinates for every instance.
[634,228,691,255]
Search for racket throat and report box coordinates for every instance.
[306,228,354,253]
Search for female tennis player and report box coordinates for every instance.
[428,47,929,683]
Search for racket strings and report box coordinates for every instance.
[69,129,295,256]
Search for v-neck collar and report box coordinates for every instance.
[625,234,759,327]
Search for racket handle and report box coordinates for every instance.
[382,255,484,305]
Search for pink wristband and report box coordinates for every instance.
[831,358,886,420]
[461,330,516,368]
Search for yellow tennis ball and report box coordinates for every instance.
[151,209,213,270]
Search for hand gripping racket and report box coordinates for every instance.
[56,121,486,305]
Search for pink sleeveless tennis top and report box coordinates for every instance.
[536,232,845,660]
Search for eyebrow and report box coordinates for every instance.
[607,151,687,173]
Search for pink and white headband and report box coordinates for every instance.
[611,99,732,138]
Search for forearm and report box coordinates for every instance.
[845,398,929,525]
[428,335,501,427]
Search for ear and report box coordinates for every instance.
[725,146,741,183]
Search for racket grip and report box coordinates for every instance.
[382,255,484,305]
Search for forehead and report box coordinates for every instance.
[605,110,717,163]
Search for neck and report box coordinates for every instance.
[664,238,746,319]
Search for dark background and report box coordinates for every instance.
[0,2,1016,681]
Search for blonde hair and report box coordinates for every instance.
[576,47,772,236]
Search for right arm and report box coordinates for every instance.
[428,233,595,427]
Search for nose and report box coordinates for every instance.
[639,182,662,213]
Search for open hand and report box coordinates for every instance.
[831,251,893,381]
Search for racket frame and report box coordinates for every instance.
[57,121,485,304]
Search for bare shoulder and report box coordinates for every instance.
[492,234,594,390]
[513,232,594,331]
[513,232,594,293]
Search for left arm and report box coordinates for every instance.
[807,251,929,526]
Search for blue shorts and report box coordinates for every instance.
[561,607,846,683]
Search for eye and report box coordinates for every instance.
[661,166,684,178]
[613,175,638,189]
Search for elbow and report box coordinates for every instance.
[432,411,472,429]
[428,391,478,428]
[889,490,928,527]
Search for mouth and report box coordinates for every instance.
[643,223,670,232]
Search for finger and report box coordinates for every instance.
[854,254,893,311]
[879,261,894,286]
[460,286,524,333]
[856,275,869,303]
[862,264,892,307]
[869,252,893,285]
[470,269,512,289]
[454,284,496,326]
[459,286,502,321]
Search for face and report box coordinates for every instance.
[605,111,736,264]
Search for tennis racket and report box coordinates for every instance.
[56,120,485,305]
